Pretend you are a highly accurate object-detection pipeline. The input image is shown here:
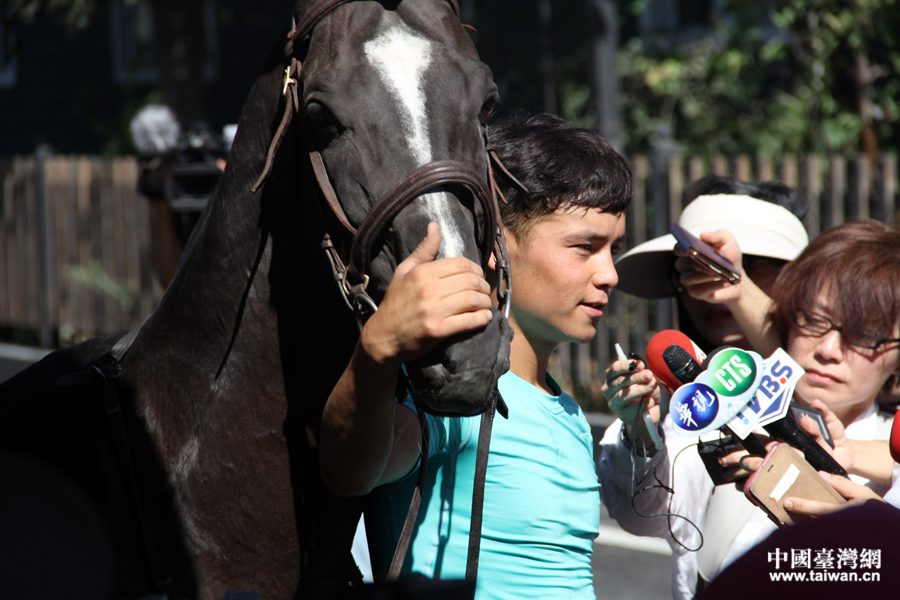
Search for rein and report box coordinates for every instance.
[251,0,515,587]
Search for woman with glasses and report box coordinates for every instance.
[705,219,900,487]
[770,220,900,426]
[758,220,900,496]
[699,219,900,588]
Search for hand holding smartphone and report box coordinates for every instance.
[744,443,847,526]
[789,402,835,448]
[669,222,741,285]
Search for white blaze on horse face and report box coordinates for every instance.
[364,22,466,258]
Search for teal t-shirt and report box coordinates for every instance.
[366,371,601,599]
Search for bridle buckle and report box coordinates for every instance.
[282,66,297,96]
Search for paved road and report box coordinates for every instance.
[594,506,673,599]
[1,345,676,598]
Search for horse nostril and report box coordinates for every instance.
[441,353,457,372]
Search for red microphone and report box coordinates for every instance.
[890,407,900,464]
[645,329,706,392]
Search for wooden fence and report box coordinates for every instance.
[1,153,897,407]
[0,156,155,347]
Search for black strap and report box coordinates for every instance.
[94,359,176,596]
[386,406,431,581]
[385,388,502,583]
[465,390,498,581]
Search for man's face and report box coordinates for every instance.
[506,207,625,356]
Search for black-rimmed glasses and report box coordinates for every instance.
[792,309,900,353]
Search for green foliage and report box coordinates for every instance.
[616,0,900,155]
[559,78,594,130]
[67,262,136,313]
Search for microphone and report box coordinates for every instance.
[663,345,703,385]
[646,329,705,392]
[761,415,847,476]
[644,330,848,476]
[646,333,768,458]
[725,347,847,476]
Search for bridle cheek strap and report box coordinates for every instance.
[250,50,301,194]
[310,149,357,235]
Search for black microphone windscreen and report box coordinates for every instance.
[663,345,703,385]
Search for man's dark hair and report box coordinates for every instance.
[488,113,632,237]
[686,175,808,222]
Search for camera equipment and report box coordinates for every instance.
[164,123,228,214]
[131,106,231,245]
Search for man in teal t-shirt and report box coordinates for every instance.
[319,114,633,598]
[367,371,600,598]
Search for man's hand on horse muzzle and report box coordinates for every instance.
[359,222,494,367]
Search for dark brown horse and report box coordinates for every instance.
[0,1,509,598]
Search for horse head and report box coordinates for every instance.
[291,0,512,415]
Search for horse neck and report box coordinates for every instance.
[154,171,273,346]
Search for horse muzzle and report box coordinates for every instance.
[405,308,512,417]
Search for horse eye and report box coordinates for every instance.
[306,101,344,141]
[479,95,499,123]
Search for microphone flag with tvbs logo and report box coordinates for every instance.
[669,348,804,438]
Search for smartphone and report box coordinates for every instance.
[744,443,846,526]
[670,222,741,285]
[789,402,834,448]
